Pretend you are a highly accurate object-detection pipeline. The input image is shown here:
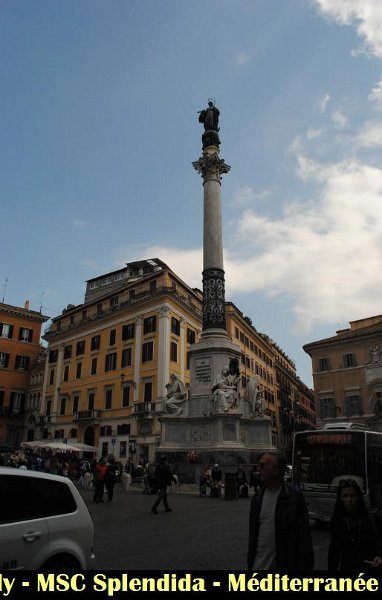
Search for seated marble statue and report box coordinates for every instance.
[212,366,238,412]
[245,375,264,416]
[165,373,187,415]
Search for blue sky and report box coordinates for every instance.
[2,0,382,387]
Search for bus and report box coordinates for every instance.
[292,424,382,523]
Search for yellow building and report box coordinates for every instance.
[304,315,382,430]
[42,259,202,464]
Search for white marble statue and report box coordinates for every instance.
[245,375,264,416]
[212,366,238,412]
[165,374,187,415]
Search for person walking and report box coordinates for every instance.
[247,451,313,571]
[105,455,117,503]
[328,478,382,571]
[151,455,176,514]
[93,458,108,503]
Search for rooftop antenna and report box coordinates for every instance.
[39,291,44,314]
[1,277,8,303]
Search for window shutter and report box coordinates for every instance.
[28,329,33,342]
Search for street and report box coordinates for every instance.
[81,484,330,571]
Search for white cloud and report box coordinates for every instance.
[233,185,270,206]
[306,128,322,140]
[319,93,330,114]
[369,76,382,107]
[134,158,382,335]
[353,120,382,148]
[314,0,382,58]
[235,51,251,66]
[331,109,348,130]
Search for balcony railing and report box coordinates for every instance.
[133,402,159,416]
[74,410,100,422]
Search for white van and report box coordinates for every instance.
[0,467,95,570]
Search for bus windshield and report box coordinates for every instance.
[293,431,366,492]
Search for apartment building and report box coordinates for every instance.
[304,315,382,430]
[0,301,49,449]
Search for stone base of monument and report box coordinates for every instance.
[156,410,274,483]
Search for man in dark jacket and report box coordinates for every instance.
[151,455,176,514]
[247,451,313,571]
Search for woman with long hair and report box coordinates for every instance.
[328,479,382,570]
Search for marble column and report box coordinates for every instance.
[193,145,230,337]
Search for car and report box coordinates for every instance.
[0,467,95,570]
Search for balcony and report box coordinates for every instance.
[133,402,160,417]
[74,410,100,423]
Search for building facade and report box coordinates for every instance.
[304,315,382,430]
[0,301,49,449]
[38,259,316,463]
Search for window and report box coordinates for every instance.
[0,353,9,368]
[49,349,58,363]
[143,315,156,334]
[97,303,103,315]
[0,323,13,339]
[76,341,85,356]
[142,341,153,362]
[88,393,95,411]
[343,353,356,368]
[109,329,116,346]
[0,476,76,524]
[64,345,72,359]
[319,396,336,419]
[105,352,117,372]
[187,328,196,344]
[235,327,239,339]
[345,395,361,417]
[318,358,330,372]
[72,395,79,414]
[15,355,30,371]
[81,310,87,321]
[105,388,113,410]
[129,289,135,300]
[144,381,153,402]
[122,323,135,340]
[19,327,33,342]
[76,363,82,379]
[150,280,156,293]
[119,441,127,458]
[110,296,119,308]
[49,369,55,385]
[91,357,97,375]
[0,390,4,409]
[63,365,69,382]
[121,348,132,368]
[10,391,25,412]
[46,399,52,416]
[70,315,75,325]
[122,386,130,407]
[170,342,178,362]
[60,398,66,416]
[91,335,100,351]
[171,317,180,336]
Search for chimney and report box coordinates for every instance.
[24,300,30,310]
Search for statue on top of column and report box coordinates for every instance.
[198,99,221,149]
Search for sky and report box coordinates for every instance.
[2,0,382,388]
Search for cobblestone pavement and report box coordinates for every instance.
[81,484,329,571]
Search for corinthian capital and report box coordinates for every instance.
[192,153,231,181]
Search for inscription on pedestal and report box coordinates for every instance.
[195,358,212,383]
[223,423,237,441]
